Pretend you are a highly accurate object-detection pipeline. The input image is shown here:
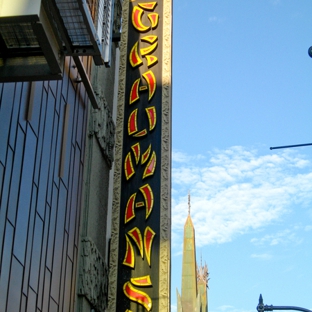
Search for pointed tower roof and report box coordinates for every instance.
[181,192,197,311]
[177,193,209,312]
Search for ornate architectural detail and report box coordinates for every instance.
[108,0,129,310]
[197,262,209,288]
[91,94,115,169]
[78,237,108,312]
[159,0,172,310]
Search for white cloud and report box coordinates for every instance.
[250,228,303,246]
[172,147,312,248]
[212,305,255,312]
[217,306,235,311]
[305,225,312,232]
[172,150,205,163]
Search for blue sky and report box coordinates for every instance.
[171,1,312,312]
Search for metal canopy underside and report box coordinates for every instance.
[53,0,104,65]
[57,2,91,46]
[0,0,110,67]
[0,7,64,81]
[0,23,39,49]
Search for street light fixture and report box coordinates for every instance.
[257,294,312,312]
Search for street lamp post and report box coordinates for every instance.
[257,295,312,312]
[261,47,312,312]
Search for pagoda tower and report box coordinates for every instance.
[177,193,209,312]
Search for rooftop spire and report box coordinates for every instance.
[181,190,197,311]
[188,191,191,215]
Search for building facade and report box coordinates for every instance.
[0,0,171,311]
[0,0,122,311]
[177,195,209,312]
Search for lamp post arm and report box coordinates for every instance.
[270,143,312,150]
[257,295,312,312]
[261,305,312,312]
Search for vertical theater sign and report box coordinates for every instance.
[109,0,172,311]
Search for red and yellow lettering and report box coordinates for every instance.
[144,227,156,266]
[123,281,152,311]
[143,151,156,178]
[128,227,144,258]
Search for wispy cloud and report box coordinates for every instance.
[217,306,236,312]
[212,305,255,312]
[172,150,205,163]
[251,253,272,260]
[250,228,303,246]
[208,16,225,23]
[304,225,312,232]
[172,146,312,248]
